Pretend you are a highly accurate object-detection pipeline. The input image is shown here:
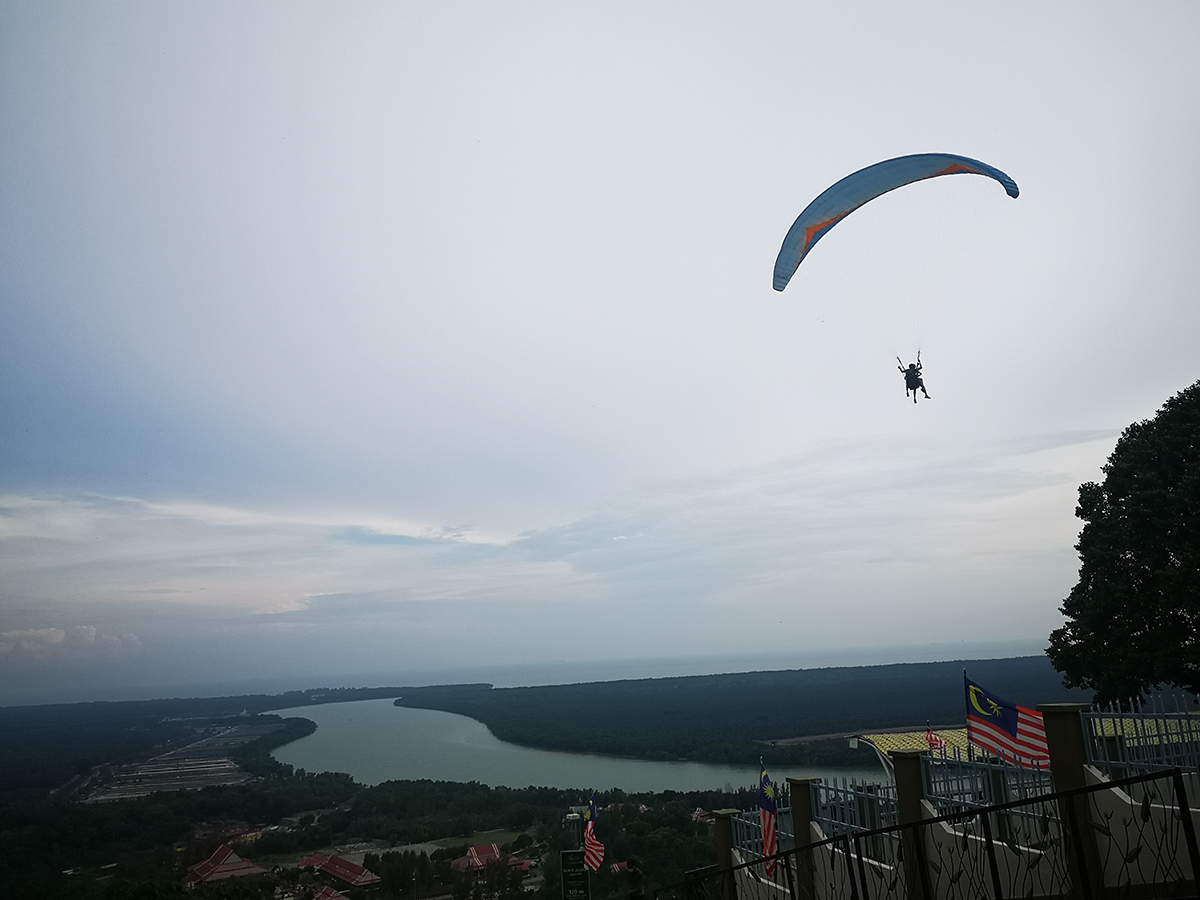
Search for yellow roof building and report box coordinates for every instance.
[859,728,970,756]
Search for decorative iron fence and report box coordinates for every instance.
[659,769,1200,900]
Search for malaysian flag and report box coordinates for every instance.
[964,673,1050,767]
[925,727,947,752]
[758,763,778,876]
[583,793,605,872]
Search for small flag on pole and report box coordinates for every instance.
[925,726,947,751]
[758,762,778,876]
[964,672,1050,767]
[583,792,605,872]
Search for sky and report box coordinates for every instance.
[2,3,1199,705]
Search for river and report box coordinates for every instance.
[270,698,883,792]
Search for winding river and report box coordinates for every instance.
[270,698,882,792]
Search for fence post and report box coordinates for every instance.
[713,808,739,900]
[786,777,819,900]
[889,749,929,900]
[1038,703,1101,900]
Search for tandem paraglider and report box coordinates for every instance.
[897,353,930,403]
[771,152,1019,402]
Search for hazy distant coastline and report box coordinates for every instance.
[0,639,1047,707]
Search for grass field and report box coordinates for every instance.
[434,830,527,849]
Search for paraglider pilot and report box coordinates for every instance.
[897,354,930,403]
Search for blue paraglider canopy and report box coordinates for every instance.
[773,153,1019,292]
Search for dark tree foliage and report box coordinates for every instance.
[0,685,404,793]
[393,656,1085,762]
[0,770,752,900]
[363,848,454,896]
[1048,379,1200,701]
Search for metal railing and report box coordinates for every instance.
[1085,693,1200,780]
[922,750,1053,816]
[735,808,797,859]
[659,769,1200,900]
[734,778,897,857]
[811,777,898,840]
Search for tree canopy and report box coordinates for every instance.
[1048,379,1200,701]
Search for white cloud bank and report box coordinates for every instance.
[0,625,140,659]
[0,430,1112,700]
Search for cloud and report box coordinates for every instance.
[0,627,66,654]
[0,430,1110,678]
[518,431,1108,585]
[0,624,139,659]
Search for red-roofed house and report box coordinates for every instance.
[454,844,502,872]
[451,844,531,875]
[184,845,266,885]
[300,854,382,888]
[314,887,349,900]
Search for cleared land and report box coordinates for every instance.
[85,757,250,802]
[0,687,398,793]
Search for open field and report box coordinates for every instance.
[433,830,526,849]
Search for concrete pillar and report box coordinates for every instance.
[1038,703,1100,899]
[889,750,927,824]
[712,808,739,900]
[564,813,582,850]
[786,778,819,900]
[1038,703,1091,791]
[889,750,929,900]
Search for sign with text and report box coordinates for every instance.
[561,849,590,900]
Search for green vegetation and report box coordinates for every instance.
[0,686,406,794]
[231,717,317,777]
[1049,379,1200,702]
[0,761,750,899]
[393,656,1085,764]
[0,679,753,896]
[0,656,1090,897]
[363,845,463,898]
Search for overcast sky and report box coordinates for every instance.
[2,3,1198,704]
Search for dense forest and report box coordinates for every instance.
[393,656,1085,764]
[1,718,748,900]
[0,686,406,793]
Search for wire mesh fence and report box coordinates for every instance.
[657,769,1200,900]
